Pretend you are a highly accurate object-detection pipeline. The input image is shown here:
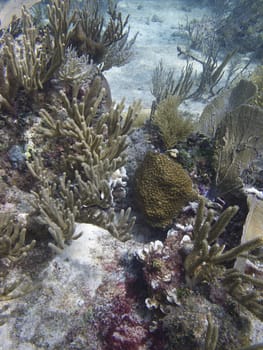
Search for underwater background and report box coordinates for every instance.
[0,0,263,349]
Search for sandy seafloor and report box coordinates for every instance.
[0,0,253,116]
[105,0,210,115]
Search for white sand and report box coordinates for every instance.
[104,0,211,116]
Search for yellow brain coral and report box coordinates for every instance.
[135,152,197,228]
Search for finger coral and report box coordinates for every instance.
[184,196,263,320]
[28,80,139,245]
[0,213,35,263]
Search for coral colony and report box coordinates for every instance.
[0,0,263,349]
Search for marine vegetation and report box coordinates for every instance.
[27,79,140,248]
[135,152,197,228]
[0,213,35,263]
[151,95,194,150]
[0,0,139,250]
[184,197,263,304]
[0,213,35,324]
[198,79,257,137]
[136,196,263,348]
[251,65,263,108]
[211,104,263,198]
[0,0,263,348]
[196,78,263,199]
[151,60,193,103]
[0,0,136,113]
[177,45,237,98]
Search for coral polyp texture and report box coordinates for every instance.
[135,152,197,228]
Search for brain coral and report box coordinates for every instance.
[135,152,197,228]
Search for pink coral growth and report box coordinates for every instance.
[98,295,149,350]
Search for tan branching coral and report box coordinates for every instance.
[58,47,97,88]
[28,81,139,245]
[184,196,263,320]
[0,214,35,263]
[0,271,36,302]
[38,77,139,169]
[204,314,218,350]
[222,269,263,321]
[0,0,136,113]
[3,0,76,94]
[0,214,36,310]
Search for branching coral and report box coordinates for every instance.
[28,80,139,245]
[0,0,136,112]
[38,77,139,169]
[0,214,35,263]
[3,0,76,94]
[178,46,236,98]
[28,160,82,252]
[58,47,97,88]
[204,314,218,350]
[0,214,36,317]
[184,196,263,320]
[0,271,36,302]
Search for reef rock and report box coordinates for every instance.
[0,224,150,350]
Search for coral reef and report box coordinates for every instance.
[136,196,263,349]
[151,60,193,103]
[0,0,136,114]
[28,80,139,244]
[216,0,263,56]
[67,0,138,70]
[177,45,237,98]
[198,79,257,137]
[0,0,263,348]
[183,197,263,293]
[212,104,263,198]
[0,213,35,324]
[135,152,197,228]
[0,213,35,263]
[251,65,263,108]
[151,95,194,150]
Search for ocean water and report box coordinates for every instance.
[0,1,262,349]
